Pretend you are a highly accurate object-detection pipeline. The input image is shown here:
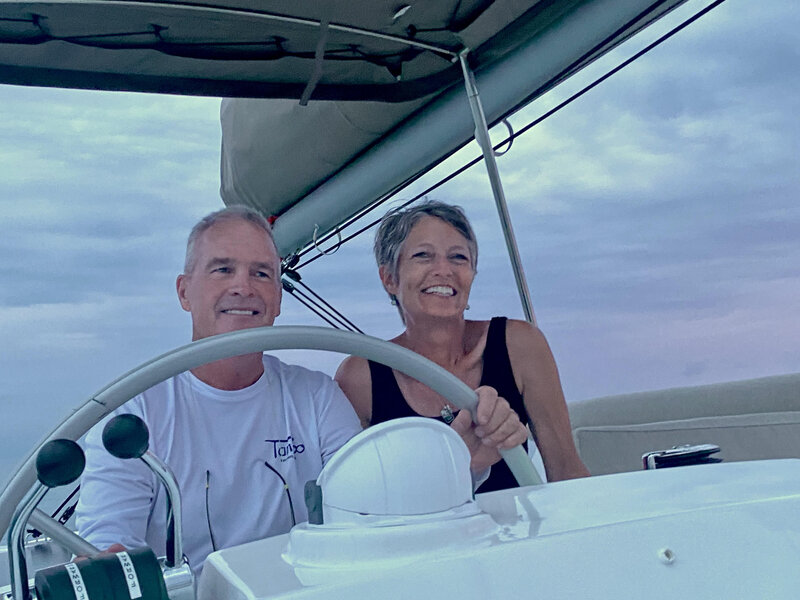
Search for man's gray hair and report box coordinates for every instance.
[184,205,278,273]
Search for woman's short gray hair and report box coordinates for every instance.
[374,199,478,280]
[184,205,277,273]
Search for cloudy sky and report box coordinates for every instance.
[1,0,798,481]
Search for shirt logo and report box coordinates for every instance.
[265,435,305,462]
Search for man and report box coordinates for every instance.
[76,206,363,574]
[76,206,527,574]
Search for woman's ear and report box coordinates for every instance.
[378,265,398,295]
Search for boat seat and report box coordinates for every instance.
[568,372,800,475]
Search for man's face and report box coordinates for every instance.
[176,219,282,340]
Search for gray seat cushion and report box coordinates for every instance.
[568,373,800,475]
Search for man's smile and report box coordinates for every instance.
[221,309,260,316]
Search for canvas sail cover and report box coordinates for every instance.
[216,0,689,254]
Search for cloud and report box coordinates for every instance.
[0,88,222,312]
[543,274,800,400]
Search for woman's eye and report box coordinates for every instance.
[411,251,430,259]
[450,254,468,262]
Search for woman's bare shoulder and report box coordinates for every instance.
[336,354,369,378]
[504,318,550,352]
[334,355,373,426]
[503,318,559,391]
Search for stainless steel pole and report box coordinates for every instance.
[28,509,100,557]
[459,51,536,324]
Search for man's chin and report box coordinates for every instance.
[193,317,276,341]
[216,318,274,336]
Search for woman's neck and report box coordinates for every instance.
[399,316,471,368]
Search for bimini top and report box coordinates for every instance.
[0,0,689,253]
[0,0,680,101]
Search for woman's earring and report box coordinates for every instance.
[390,295,398,306]
[465,304,470,310]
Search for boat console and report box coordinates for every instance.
[4,416,194,600]
[199,418,800,599]
[3,330,799,599]
[5,414,800,599]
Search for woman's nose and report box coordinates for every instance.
[431,255,453,275]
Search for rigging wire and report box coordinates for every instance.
[293,0,728,271]
[285,271,364,333]
[280,250,362,331]
[282,279,343,330]
[282,277,364,331]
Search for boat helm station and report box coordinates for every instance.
[2,327,800,599]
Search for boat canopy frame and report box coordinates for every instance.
[0,0,695,320]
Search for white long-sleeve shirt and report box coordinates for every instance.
[76,354,361,574]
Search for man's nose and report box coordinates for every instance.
[229,271,255,295]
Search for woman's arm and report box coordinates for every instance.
[506,319,590,480]
[336,355,526,478]
[334,355,373,429]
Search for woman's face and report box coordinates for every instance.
[382,215,476,322]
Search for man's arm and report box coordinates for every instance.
[76,412,158,552]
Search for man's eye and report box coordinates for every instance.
[213,266,231,273]
[255,271,271,279]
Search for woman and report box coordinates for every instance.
[335,200,589,490]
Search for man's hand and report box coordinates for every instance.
[450,386,527,473]
[75,543,128,562]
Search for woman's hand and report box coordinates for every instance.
[450,385,528,473]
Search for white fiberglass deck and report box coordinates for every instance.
[200,459,800,599]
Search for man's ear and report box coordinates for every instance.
[378,265,398,296]
[176,274,191,312]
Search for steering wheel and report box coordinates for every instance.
[0,326,541,537]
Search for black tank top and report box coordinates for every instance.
[368,317,531,493]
